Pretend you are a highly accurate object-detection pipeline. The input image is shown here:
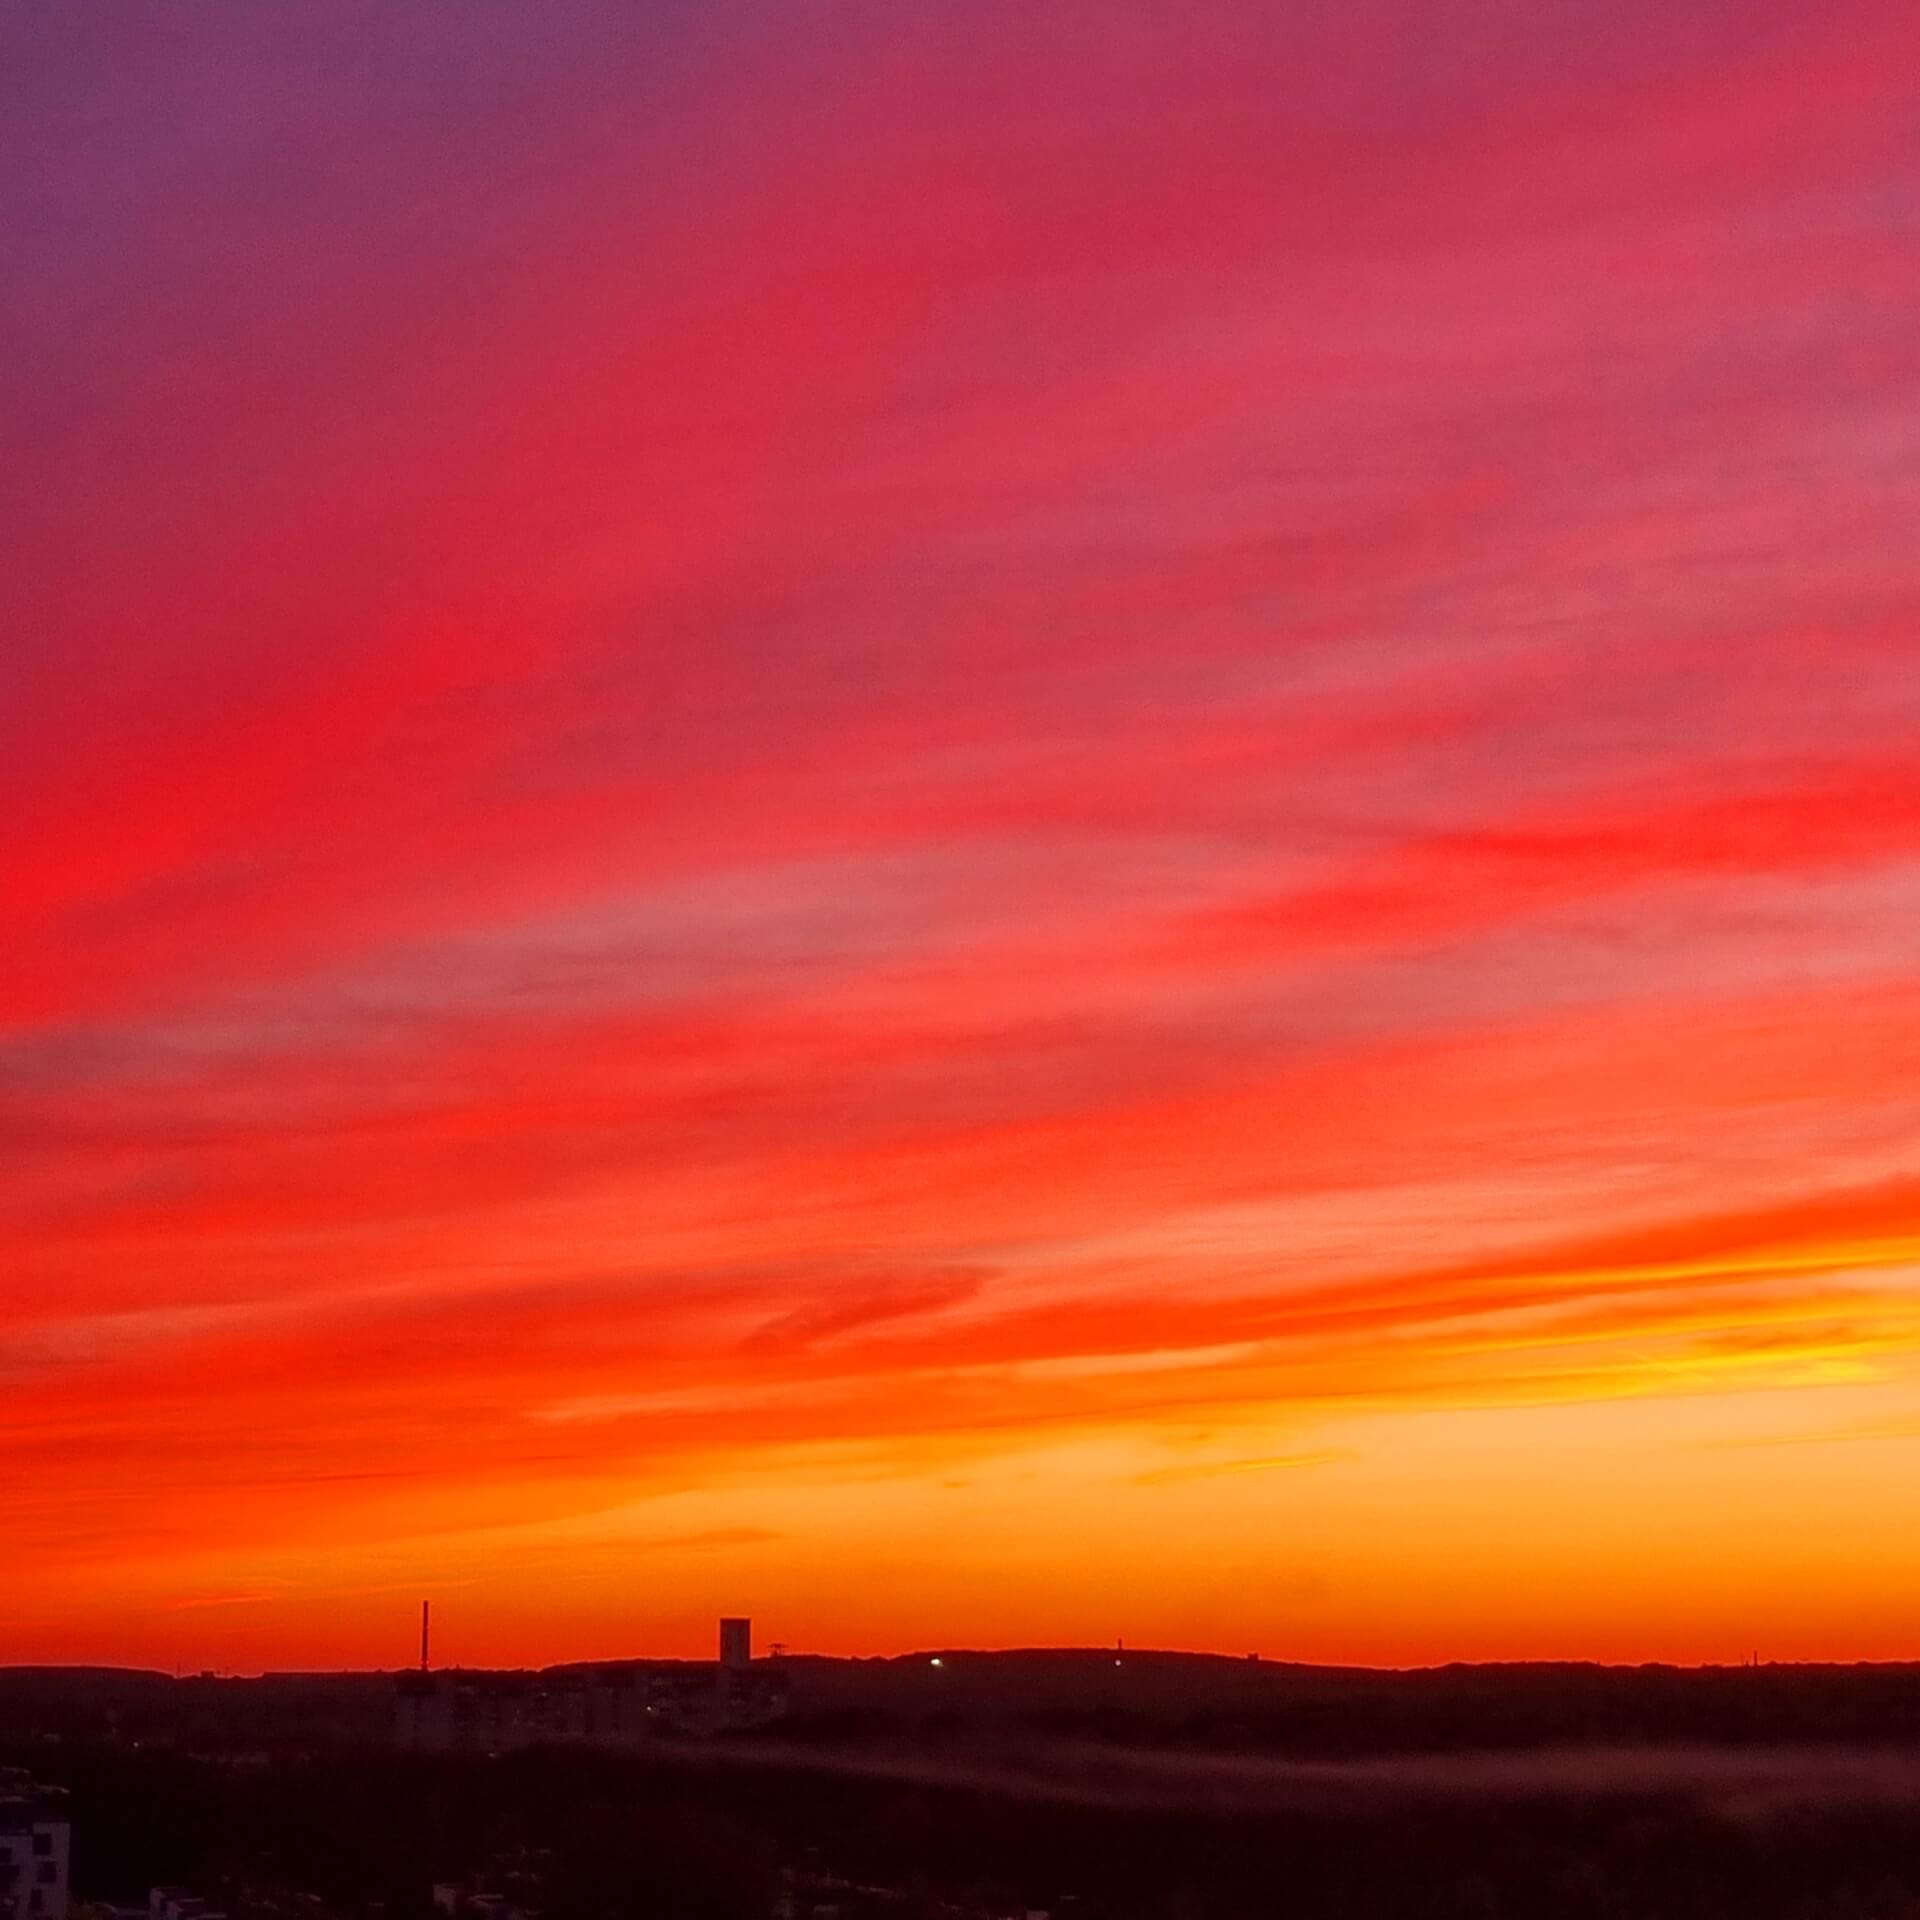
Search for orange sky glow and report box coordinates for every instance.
[5,0,1920,1672]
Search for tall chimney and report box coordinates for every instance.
[421,1600,431,1672]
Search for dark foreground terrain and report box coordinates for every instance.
[8,1655,1920,1918]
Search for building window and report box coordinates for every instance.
[32,1836,52,1857]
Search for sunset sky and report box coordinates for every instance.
[6,0,1920,1673]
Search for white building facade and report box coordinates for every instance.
[0,1773,70,1920]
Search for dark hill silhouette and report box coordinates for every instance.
[9,1651,1920,1755]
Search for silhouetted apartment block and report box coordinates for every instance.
[395,1618,787,1751]
[0,1772,69,1920]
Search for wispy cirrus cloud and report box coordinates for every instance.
[4,0,1920,1666]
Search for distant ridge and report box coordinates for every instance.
[8,1649,1920,1684]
